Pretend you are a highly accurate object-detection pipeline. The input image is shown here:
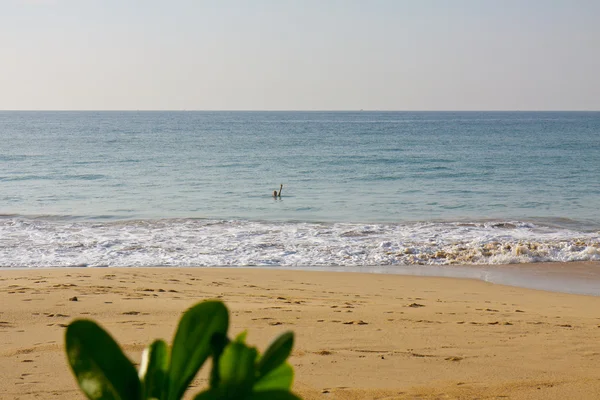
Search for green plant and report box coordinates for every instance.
[65,300,301,400]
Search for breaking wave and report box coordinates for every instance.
[0,216,598,268]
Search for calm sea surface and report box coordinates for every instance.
[1,111,599,268]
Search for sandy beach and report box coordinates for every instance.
[1,265,599,399]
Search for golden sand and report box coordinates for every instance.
[1,266,599,399]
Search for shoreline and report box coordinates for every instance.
[2,261,600,296]
[277,261,600,296]
[1,267,600,399]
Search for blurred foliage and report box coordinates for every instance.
[65,300,301,400]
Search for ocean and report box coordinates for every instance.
[1,111,599,270]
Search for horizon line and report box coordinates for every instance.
[1,109,599,112]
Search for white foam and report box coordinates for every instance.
[0,217,598,268]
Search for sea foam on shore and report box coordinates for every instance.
[1,216,598,268]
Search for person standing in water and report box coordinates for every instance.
[273,184,283,198]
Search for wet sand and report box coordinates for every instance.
[1,265,600,399]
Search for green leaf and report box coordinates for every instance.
[194,387,302,400]
[218,341,258,397]
[139,339,169,400]
[192,389,221,400]
[234,330,248,343]
[65,319,141,400]
[253,363,294,392]
[168,300,229,400]
[256,331,294,378]
[209,333,229,389]
[246,390,302,400]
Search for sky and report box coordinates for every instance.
[1,0,599,110]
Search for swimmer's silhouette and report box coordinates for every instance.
[273,184,283,198]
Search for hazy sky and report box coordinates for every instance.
[2,0,599,110]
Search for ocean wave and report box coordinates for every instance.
[0,217,598,268]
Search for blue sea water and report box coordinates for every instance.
[1,111,599,269]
